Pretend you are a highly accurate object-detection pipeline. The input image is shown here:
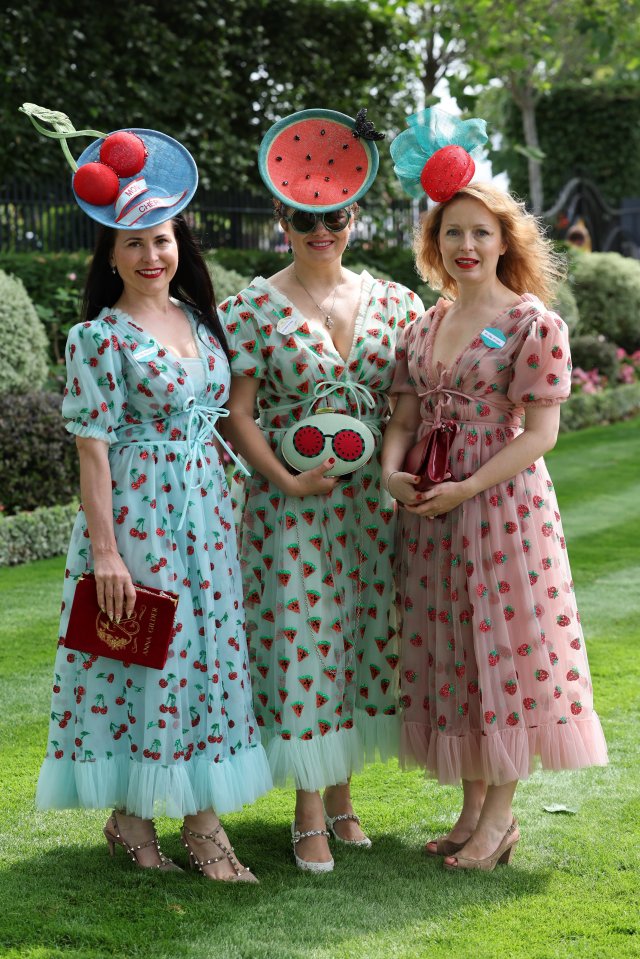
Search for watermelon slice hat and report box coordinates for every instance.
[258,107,383,212]
[19,103,197,229]
[390,106,488,203]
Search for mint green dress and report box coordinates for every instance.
[36,303,272,818]
[219,273,423,789]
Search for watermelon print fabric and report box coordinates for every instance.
[391,294,608,785]
[36,304,272,818]
[219,273,423,790]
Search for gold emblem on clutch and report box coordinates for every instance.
[96,606,147,653]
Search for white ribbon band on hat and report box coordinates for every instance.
[115,177,148,221]
[117,190,187,227]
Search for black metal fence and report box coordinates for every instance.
[3,177,639,257]
[0,180,420,253]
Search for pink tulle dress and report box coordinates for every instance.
[391,294,608,785]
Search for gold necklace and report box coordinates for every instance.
[293,269,343,329]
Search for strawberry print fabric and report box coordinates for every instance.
[220,273,423,789]
[391,294,608,785]
[36,304,272,818]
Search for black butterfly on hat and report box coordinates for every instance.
[353,108,385,142]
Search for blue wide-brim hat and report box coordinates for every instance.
[73,128,197,229]
[258,107,383,213]
[19,104,197,230]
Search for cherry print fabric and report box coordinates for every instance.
[36,304,272,818]
[220,273,423,789]
[391,294,608,785]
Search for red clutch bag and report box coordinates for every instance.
[403,421,459,493]
[64,574,179,669]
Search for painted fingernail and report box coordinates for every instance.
[328,457,335,465]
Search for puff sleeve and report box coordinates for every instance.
[390,306,434,395]
[62,319,128,443]
[218,289,268,380]
[507,310,572,407]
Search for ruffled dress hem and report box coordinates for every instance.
[36,744,273,819]
[401,714,608,786]
[263,709,400,790]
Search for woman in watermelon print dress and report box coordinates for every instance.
[382,179,608,872]
[30,111,272,883]
[221,108,423,872]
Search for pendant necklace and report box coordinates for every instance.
[293,268,343,329]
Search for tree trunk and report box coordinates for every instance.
[519,88,543,213]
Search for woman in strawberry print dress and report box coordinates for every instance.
[382,182,608,872]
[36,212,272,882]
[222,222,422,872]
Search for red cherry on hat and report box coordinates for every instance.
[73,162,119,206]
[99,131,147,178]
[420,145,475,202]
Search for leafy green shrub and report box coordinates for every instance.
[203,256,250,301]
[570,334,620,381]
[0,270,49,394]
[211,248,287,282]
[0,252,90,311]
[572,252,640,352]
[0,392,79,515]
[550,281,580,333]
[0,500,77,566]
[560,382,640,432]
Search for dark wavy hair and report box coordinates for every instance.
[80,214,229,357]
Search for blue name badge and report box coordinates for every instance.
[481,327,507,349]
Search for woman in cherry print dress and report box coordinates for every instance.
[382,183,607,871]
[36,214,272,881]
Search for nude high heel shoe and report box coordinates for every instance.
[103,811,182,871]
[443,819,520,872]
[181,824,258,883]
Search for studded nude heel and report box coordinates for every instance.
[291,823,334,873]
[181,824,258,883]
[103,811,182,871]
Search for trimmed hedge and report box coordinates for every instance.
[0,500,77,567]
[560,382,640,432]
[570,335,620,382]
[0,392,79,515]
[0,270,49,394]
[572,252,640,353]
[490,83,640,208]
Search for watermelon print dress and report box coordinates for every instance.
[36,303,272,818]
[219,273,423,790]
[391,294,608,786]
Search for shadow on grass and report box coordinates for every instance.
[2,817,552,958]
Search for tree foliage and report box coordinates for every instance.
[1,0,418,195]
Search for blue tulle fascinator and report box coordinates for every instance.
[390,106,488,202]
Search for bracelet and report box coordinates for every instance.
[385,470,401,495]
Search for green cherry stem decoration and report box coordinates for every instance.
[19,103,106,172]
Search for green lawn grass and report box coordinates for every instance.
[1,419,639,959]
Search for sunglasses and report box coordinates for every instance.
[292,424,365,463]
[283,209,351,234]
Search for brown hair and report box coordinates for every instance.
[414,182,565,303]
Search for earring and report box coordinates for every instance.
[111,265,117,275]
[287,243,292,255]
